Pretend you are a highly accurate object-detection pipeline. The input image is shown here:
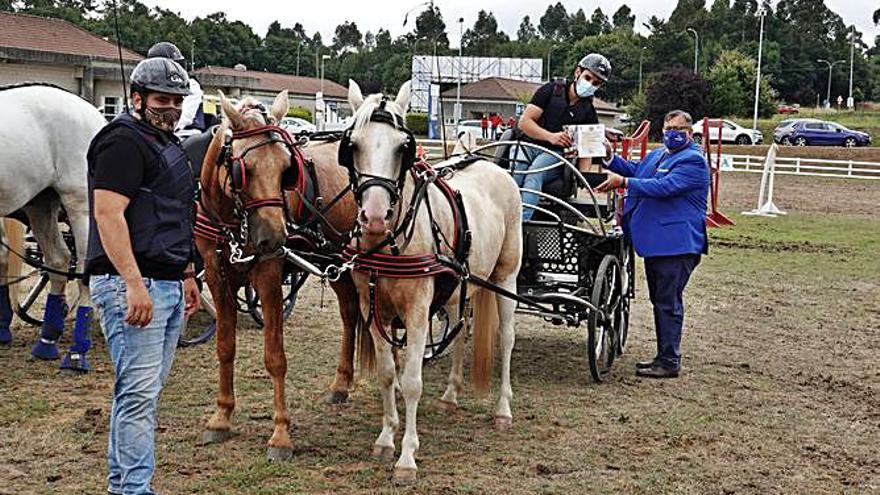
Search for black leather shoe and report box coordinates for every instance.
[636,364,680,379]
[635,359,657,370]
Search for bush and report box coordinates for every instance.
[406,112,429,135]
[645,68,709,139]
[287,106,312,121]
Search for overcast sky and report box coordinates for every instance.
[138,0,878,47]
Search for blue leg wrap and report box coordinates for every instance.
[0,285,12,345]
[31,293,67,360]
[60,306,92,372]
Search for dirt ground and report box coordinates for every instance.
[1,172,878,494]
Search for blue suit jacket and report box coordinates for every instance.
[605,143,710,258]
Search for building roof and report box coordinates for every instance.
[0,12,142,62]
[442,77,622,113]
[193,66,348,99]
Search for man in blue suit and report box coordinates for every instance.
[596,110,710,378]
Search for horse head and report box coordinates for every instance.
[343,80,413,236]
[217,90,291,254]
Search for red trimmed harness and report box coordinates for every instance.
[343,159,472,349]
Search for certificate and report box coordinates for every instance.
[564,124,606,158]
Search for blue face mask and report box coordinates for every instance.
[575,79,598,98]
[663,129,690,151]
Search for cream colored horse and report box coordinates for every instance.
[347,80,522,484]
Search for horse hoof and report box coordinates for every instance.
[201,429,231,445]
[371,444,395,461]
[436,399,458,413]
[323,390,349,405]
[494,415,513,430]
[266,446,294,461]
[392,467,418,485]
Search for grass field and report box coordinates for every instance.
[0,173,878,494]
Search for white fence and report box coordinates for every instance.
[418,140,880,181]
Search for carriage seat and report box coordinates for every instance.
[493,129,575,199]
[181,125,218,180]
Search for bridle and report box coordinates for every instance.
[337,97,416,207]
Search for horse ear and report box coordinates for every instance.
[348,79,364,111]
[270,90,289,124]
[394,80,412,113]
[219,90,243,129]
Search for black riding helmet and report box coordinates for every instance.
[578,53,612,82]
[147,41,186,64]
[130,57,190,96]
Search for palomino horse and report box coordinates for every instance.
[196,90,361,459]
[0,83,105,371]
[343,80,522,483]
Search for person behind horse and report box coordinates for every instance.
[480,114,489,139]
[513,53,611,221]
[596,110,710,379]
[85,57,200,495]
[146,41,206,140]
[490,113,502,140]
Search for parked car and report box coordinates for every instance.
[456,119,487,141]
[773,118,822,144]
[784,120,872,147]
[692,119,763,145]
[777,104,800,114]
[280,116,316,135]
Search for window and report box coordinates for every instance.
[102,96,121,118]
[804,123,824,130]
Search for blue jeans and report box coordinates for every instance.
[90,275,183,495]
[644,254,701,370]
[511,146,564,221]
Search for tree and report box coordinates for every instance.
[568,8,590,40]
[590,8,611,36]
[412,6,448,48]
[612,5,635,31]
[516,15,537,42]
[645,68,709,139]
[538,2,569,41]
[461,10,509,55]
[333,21,362,53]
[706,50,775,117]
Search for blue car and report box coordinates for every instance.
[785,120,872,147]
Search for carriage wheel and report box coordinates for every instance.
[13,229,73,326]
[587,254,622,382]
[423,307,451,363]
[14,272,53,326]
[245,272,308,328]
[177,269,218,348]
[616,244,635,356]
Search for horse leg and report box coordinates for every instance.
[438,306,467,412]
[58,196,93,372]
[202,262,239,444]
[253,261,294,460]
[0,220,19,346]
[393,303,430,485]
[325,275,358,404]
[370,320,399,461]
[493,276,517,429]
[23,201,70,360]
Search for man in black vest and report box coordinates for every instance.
[514,53,611,220]
[85,57,199,495]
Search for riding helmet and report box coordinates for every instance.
[578,53,612,82]
[130,58,190,96]
[147,41,186,64]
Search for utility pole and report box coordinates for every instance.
[547,45,556,81]
[687,28,698,74]
[847,25,855,109]
[296,42,301,76]
[752,8,766,131]
[638,46,646,94]
[190,38,195,72]
[817,59,845,108]
[455,17,463,129]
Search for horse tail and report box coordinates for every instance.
[471,288,498,394]
[357,315,376,374]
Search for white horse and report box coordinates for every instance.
[346,80,522,484]
[0,83,105,371]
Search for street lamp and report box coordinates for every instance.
[817,59,845,108]
[751,7,766,131]
[320,54,330,93]
[847,25,855,109]
[686,28,698,74]
[547,45,556,81]
[455,17,464,128]
[638,46,647,94]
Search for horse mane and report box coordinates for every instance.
[352,93,405,131]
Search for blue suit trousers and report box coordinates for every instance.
[644,254,700,370]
